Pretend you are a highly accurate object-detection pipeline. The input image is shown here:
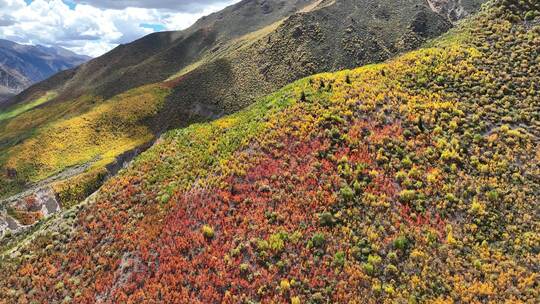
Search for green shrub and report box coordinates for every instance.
[333,251,346,267]
[160,194,171,204]
[393,235,409,250]
[401,157,413,168]
[318,212,335,227]
[384,264,399,277]
[239,263,250,274]
[367,254,382,265]
[362,262,375,276]
[340,185,355,201]
[311,233,326,248]
[487,190,499,202]
[269,232,287,253]
[399,190,416,203]
[202,225,215,239]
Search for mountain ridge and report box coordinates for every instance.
[0,39,90,102]
[5,0,484,111]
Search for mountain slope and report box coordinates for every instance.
[5,0,321,108]
[0,0,538,303]
[0,39,90,102]
[0,0,484,203]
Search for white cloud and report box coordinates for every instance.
[73,0,233,12]
[0,0,239,57]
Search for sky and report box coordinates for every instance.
[0,0,240,57]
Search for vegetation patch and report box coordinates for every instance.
[0,1,538,303]
[0,84,170,198]
[0,91,57,122]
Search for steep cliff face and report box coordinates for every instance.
[0,68,22,102]
[0,66,29,94]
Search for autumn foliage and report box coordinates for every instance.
[1,1,539,303]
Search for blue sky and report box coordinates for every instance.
[0,0,238,56]
[140,23,166,32]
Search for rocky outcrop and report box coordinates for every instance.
[0,187,60,238]
[426,0,485,22]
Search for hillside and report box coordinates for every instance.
[0,0,485,204]
[0,0,538,303]
[0,39,90,102]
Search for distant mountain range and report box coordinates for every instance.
[0,39,90,102]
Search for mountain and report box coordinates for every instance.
[0,0,538,302]
[0,39,90,102]
[0,0,485,202]
[4,0,485,113]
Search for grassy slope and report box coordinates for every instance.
[1,0,539,303]
[0,91,57,122]
[0,85,170,200]
[0,0,482,202]
[0,1,330,200]
[0,1,320,199]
